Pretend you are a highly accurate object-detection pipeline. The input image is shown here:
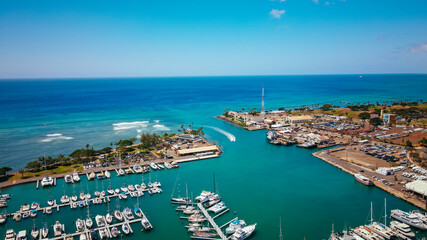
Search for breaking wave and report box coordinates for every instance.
[153,124,170,131]
[113,121,149,131]
[40,133,74,142]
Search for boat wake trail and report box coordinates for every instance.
[205,126,236,142]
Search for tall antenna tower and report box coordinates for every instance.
[261,83,265,114]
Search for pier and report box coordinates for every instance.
[48,215,148,240]
[7,186,162,221]
[196,203,227,240]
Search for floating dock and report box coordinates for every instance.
[196,203,227,240]
[49,215,149,240]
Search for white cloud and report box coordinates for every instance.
[270,9,285,19]
[410,42,427,53]
[325,1,330,5]
[279,0,286,2]
[313,0,319,4]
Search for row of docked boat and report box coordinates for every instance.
[0,194,11,209]
[173,190,257,240]
[5,207,153,240]
[64,170,81,184]
[329,200,426,240]
[5,179,162,225]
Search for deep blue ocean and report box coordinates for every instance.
[0,74,426,239]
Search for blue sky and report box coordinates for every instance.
[0,0,426,78]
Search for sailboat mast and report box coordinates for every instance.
[370,202,373,225]
[279,216,283,240]
[384,198,387,226]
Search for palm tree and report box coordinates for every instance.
[86,144,90,149]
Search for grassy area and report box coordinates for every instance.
[9,164,82,181]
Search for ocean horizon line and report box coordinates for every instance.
[0,72,427,81]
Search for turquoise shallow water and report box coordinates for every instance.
[0,75,427,239]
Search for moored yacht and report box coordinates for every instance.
[226,219,247,235]
[389,221,415,238]
[53,221,65,236]
[41,176,54,187]
[230,223,257,240]
[73,171,80,182]
[391,209,427,230]
[354,174,374,186]
[64,175,73,183]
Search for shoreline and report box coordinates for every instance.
[0,154,220,189]
[313,150,427,210]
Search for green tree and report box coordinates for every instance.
[406,140,413,148]
[0,167,12,176]
[320,104,333,111]
[369,117,382,126]
[419,138,427,147]
[358,112,371,120]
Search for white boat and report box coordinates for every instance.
[89,172,95,180]
[85,217,93,229]
[391,209,427,230]
[104,171,111,178]
[141,216,153,230]
[164,162,172,169]
[107,188,114,195]
[367,223,394,239]
[141,182,146,189]
[41,176,54,187]
[188,226,211,232]
[119,193,127,199]
[231,224,256,240]
[41,224,49,238]
[120,186,128,193]
[114,210,123,221]
[226,219,247,235]
[79,233,87,240]
[106,213,113,224]
[73,172,80,182]
[117,168,125,176]
[150,163,158,170]
[79,192,86,200]
[352,226,384,240]
[76,219,85,232]
[122,223,131,235]
[134,207,143,218]
[60,195,70,204]
[17,230,26,240]
[135,184,142,191]
[111,227,120,238]
[133,165,142,173]
[53,221,65,236]
[123,207,134,220]
[208,201,227,214]
[355,173,374,186]
[4,229,16,240]
[128,184,135,191]
[389,221,415,238]
[411,210,427,224]
[95,215,106,227]
[47,198,54,206]
[71,194,78,202]
[31,227,39,239]
[64,175,73,183]
[157,163,165,169]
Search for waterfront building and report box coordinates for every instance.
[285,115,315,124]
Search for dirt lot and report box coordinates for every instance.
[332,146,391,170]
